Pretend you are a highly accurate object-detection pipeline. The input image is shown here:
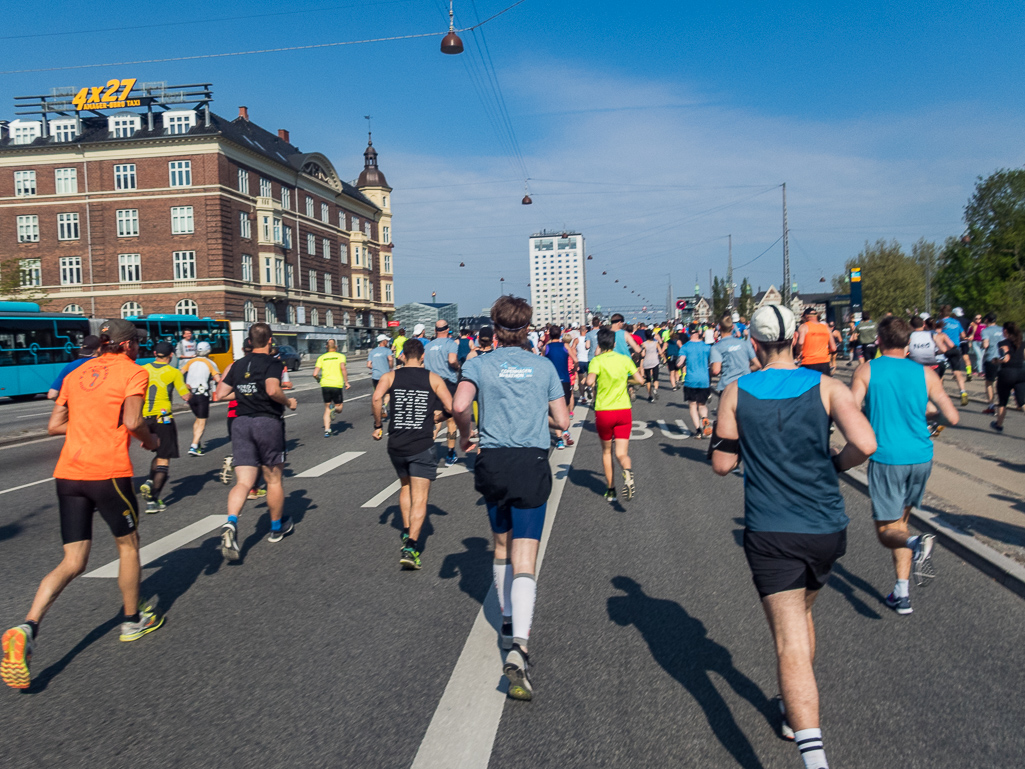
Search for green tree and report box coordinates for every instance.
[738,277,755,319]
[711,276,730,321]
[0,258,49,305]
[835,240,925,318]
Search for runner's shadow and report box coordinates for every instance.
[568,466,607,495]
[166,470,222,503]
[141,536,223,612]
[732,518,745,548]
[236,487,317,559]
[439,536,492,604]
[659,443,708,462]
[826,564,882,620]
[379,502,449,552]
[201,436,231,453]
[608,577,773,769]
[23,615,122,694]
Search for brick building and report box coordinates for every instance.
[0,83,394,352]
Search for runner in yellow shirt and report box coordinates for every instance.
[391,329,408,365]
[139,341,191,512]
[314,339,350,437]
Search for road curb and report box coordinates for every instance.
[841,467,1025,600]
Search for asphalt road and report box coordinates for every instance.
[1,369,1024,768]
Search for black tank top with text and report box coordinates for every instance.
[387,367,439,457]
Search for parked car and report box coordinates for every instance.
[274,344,301,371]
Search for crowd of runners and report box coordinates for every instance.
[2,293,1021,769]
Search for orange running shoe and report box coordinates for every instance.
[1,624,33,689]
[702,418,712,437]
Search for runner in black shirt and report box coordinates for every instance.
[214,323,297,561]
[372,339,453,570]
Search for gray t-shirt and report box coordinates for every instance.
[584,328,600,361]
[368,346,393,380]
[424,337,459,383]
[982,325,1005,362]
[710,337,756,392]
[461,346,564,450]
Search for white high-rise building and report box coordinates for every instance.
[528,230,586,327]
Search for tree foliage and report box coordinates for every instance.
[834,240,927,318]
[711,276,730,321]
[738,278,755,320]
[0,258,49,305]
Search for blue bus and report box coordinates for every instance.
[0,302,91,400]
[90,314,234,369]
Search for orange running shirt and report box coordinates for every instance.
[801,322,832,365]
[54,355,149,481]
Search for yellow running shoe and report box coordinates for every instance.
[1,624,33,689]
[120,599,165,642]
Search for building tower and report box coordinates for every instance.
[528,230,586,327]
[355,133,394,326]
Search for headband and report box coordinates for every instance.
[495,322,529,331]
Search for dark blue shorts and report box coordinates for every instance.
[487,502,547,541]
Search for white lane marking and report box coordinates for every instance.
[0,435,62,451]
[16,413,50,419]
[283,414,296,418]
[0,477,54,496]
[656,419,692,438]
[360,457,470,508]
[295,451,366,478]
[411,407,589,769]
[83,515,223,578]
[347,393,370,401]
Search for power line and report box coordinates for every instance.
[733,236,783,269]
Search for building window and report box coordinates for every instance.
[367,280,374,301]
[19,259,41,287]
[283,225,292,250]
[281,188,291,210]
[116,209,139,237]
[175,299,198,315]
[264,257,273,283]
[385,282,392,303]
[55,168,78,194]
[244,301,257,322]
[340,244,348,265]
[260,177,272,197]
[343,311,350,326]
[241,254,253,282]
[164,111,195,135]
[367,252,373,271]
[173,250,197,280]
[382,225,390,243]
[325,309,333,327]
[57,213,80,240]
[383,253,392,273]
[114,164,136,190]
[169,161,191,187]
[63,303,84,314]
[351,214,359,231]
[121,301,142,319]
[364,222,371,237]
[109,115,140,138]
[310,308,319,326]
[355,278,362,299]
[274,258,284,285]
[11,121,41,144]
[324,274,332,294]
[14,170,36,197]
[265,302,276,323]
[238,168,249,193]
[341,276,350,297]
[320,202,329,222]
[339,212,346,229]
[383,195,388,208]
[307,233,316,255]
[171,206,194,234]
[322,239,330,259]
[119,253,141,282]
[308,269,318,293]
[353,246,361,268]
[306,196,314,217]
[286,264,294,289]
[59,256,83,285]
[240,212,251,239]
[287,305,297,324]
[50,120,78,142]
[16,215,39,242]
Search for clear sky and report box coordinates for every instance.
[4,1,1023,319]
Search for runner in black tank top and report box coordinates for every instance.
[372,339,454,570]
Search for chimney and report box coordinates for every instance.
[238,106,249,121]
[278,128,290,143]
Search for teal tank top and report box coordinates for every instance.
[865,356,933,465]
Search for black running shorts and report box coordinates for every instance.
[389,446,439,481]
[683,386,710,404]
[644,366,660,382]
[743,528,847,598]
[321,387,344,404]
[144,417,180,459]
[232,415,286,467]
[474,447,552,511]
[945,348,965,372]
[801,362,832,376]
[56,477,139,544]
[984,360,1000,383]
[189,394,211,419]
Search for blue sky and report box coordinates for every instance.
[4,0,1023,318]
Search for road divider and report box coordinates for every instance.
[296,451,366,478]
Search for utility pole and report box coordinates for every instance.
[924,257,932,316]
[727,234,733,309]
[782,183,791,304]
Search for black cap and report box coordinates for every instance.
[154,341,175,357]
[80,335,101,353]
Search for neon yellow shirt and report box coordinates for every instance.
[589,351,637,411]
[142,362,191,418]
[392,335,407,357]
[315,352,347,388]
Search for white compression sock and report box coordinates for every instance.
[493,559,513,617]
[894,579,910,598]
[794,728,828,769]
[511,573,537,647]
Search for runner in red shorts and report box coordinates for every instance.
[586,328,644,503]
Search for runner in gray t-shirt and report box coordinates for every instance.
[710,315,759,393]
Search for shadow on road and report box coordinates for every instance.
[827,562,884,620]
[439,536,493,603]
[141,536,223,613]
[24,615,123,694]
[607,576,773,769]
[658,442,708,463]
[379,501,450,553]
[235,486,317,560]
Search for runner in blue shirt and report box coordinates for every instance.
[937,305,969,405]
[679,324,712,438]
[46,335,101,399]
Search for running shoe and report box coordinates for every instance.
[329,406,338,422]
[139,480,152,500]
[774,696,795,741]
[500,619,513,651]
[220,521,240,561]
[702,418,712,437]
[504,644,533,701]
[884,592,913,615]
[399,546,422,570]
[991,420,1004,432]
[622,469,636,501]
[446,450,458,467]
[912,533,936,586]
[928,422,945,439]
[653,389,658,402]
[648,394,654,403]
[146,500,159,514]
[155,499,166,512]
[324,430,331,438]
[1,624,33,689]
[401,531,410,546]
[247,488,267,500]
[220,457,233,485]
[120,599,165,642]
[569,410,574,417]
[556,438,565,450]
[983,404,996,415]
[188,445,203,457]
[563,432,574,447]
[960,391,969,406]
[604,488,618,504]
[267,517,294,543]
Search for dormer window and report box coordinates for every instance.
[164,110,196,135]
[10,120,41,145]
[50,119,78,143]
[108,114,141,139]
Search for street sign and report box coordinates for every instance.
[676,300,689,310]
[387,320,400,327]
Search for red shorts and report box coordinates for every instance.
[595,409,632,441]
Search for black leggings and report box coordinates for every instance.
[997,367,1025,408]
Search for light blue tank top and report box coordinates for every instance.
[865,356,933,465]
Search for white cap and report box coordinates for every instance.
[675,323,684,331]
[750,304,796,342]
[413,323,426,335]
[953,306,964,317]
[196,341,211,355]
[731,312,740,322]
[377,334,390,342]
[919,311,930,320]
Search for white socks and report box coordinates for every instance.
[493,559,513,618]
[794,728,828,769]
[894,579,910,598]
[511,573,536,647]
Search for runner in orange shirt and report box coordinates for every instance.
[795,307,837,376]
[1,319,165,691]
